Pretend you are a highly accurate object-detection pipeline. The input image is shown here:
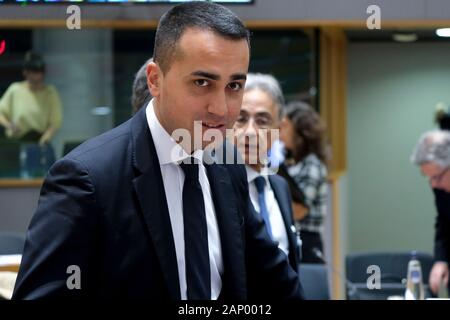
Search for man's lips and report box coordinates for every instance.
[202,122,225,129]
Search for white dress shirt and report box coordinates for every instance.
[246,166,290,256]
[146,100,223,300]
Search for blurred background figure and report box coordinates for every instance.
[0,52,62,177]
[435,102,450,131]
[0,52,62,145]
[233,73,301,271]
[278,101,328,264]
[411,129,450,296]
[131,58,153,114]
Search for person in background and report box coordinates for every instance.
[131,58,153,114]
[278,101,328,264]
[435,103,450,132]
[0,52,62,145]
[233,73,301,272]
[411,129,450,295]
[0,52,62,177]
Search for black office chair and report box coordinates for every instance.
[345,251,434,300]
[299,263,330,300]
[0,232,26,255]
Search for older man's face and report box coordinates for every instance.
[233,88,279,169]
[421,162,450,192]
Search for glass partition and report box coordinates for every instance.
[0,27,316,179]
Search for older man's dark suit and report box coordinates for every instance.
[12,107,303,300]
[433,189,450,265]
[268,175,301,272]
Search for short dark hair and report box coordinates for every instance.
[153,1,250,74]
[131,58,153,114]
[23,51,45,73]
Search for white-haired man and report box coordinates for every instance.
[411,130,450,295]
[233,73,301,272]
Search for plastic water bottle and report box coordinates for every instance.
[296,229,302,262]
[404,251,425,300]
[19,147,29,179]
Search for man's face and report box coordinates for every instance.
[421,162,450,192]
[233,88,279,168]
[147,28,249,152]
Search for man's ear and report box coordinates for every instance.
[147,61,161,97]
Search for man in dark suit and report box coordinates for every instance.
[233,73,301,272]
[13,1,303,300]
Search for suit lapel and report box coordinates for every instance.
[131,108,181,299]
[269,176,298,266]
[205,162,247,299]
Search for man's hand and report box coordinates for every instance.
[429,261,449,295]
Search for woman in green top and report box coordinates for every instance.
[0,52,62,145]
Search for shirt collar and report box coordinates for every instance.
[246,165,271,186]
[146,99,204,166]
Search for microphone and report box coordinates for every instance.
[311,247,360,299]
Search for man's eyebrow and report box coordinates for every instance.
[190,71,220,81]
[231,73,247,81]
[190,71,247,82]
[255,111,272,117]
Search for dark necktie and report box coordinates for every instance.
[179,159,211,300]
[254,176,273,239]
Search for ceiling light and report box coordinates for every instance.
[436,28,450,37]
[91,107,111,116]
[392,33,418,42]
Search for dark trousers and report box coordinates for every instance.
[300,230,324,264]
[19,130,42,143]
[0,129,55,178]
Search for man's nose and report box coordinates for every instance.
[208,92,227,117]
[243,118,258,137]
